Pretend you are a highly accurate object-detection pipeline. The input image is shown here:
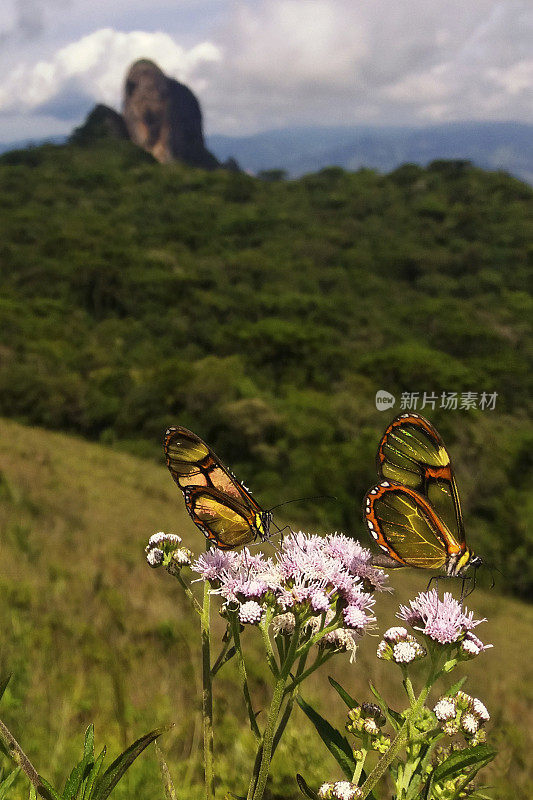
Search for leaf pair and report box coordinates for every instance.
[37,724,168,800]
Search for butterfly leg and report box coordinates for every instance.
[425,574,461,595]
[460,575,477,602]
[271,522,295,551]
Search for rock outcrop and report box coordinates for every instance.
[70,104,130,145]
[122,59,219,169]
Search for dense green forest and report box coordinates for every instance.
[0,141,531,595]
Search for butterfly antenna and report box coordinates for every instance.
[268,495,337,512]
[484,560,503,589]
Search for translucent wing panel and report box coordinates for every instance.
[365,484,453,570]
[378,414,448,487]
[377,414,465,547]
[165,427,210,464]
[164,426,265,536]
[185,488,256,548]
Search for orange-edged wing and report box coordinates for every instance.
[376,413,466,552]
[183,486,260,549]
[364,482,463,570]
[164,426,263,512]
[164,426,269,547]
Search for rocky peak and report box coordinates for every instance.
[70,104,130,145]
[122,59,219,169]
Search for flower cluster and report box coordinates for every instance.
[193,532,388,652]
[347,703,390,755]
[318,781,362,799]
[397,589,491,652]
[376,626,427,664]
[433,691,490,744]
[145,532,192,572]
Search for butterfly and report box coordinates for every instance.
[164,426,272,549]
[364,413,482,577]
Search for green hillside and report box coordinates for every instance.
[0,419,532,799]
[0,141,531,596]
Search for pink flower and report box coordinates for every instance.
[397,590,487,646]
[189,532,388,649]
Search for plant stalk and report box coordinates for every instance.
[359,682,431,798]
[201,578,215,800]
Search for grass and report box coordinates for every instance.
[0,417,531,799]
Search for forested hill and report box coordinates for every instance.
[0,141,531,596]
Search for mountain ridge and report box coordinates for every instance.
[1,120,531,183]
[207,120,533,183]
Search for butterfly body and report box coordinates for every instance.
[164,426,271,549]
[365,414,480,577]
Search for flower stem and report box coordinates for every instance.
[201,578,215,800]
[359,681,431,798]
[402,673,416,707]
[283,651,334,695]
[174,571,203,616]
[259,608,280,677]
[352,748,367,786]
[230,613,261,741]
[251,620,301,800]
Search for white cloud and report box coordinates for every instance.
[0,27,221,117]
[200,0,533,132]
[0,0,532,138]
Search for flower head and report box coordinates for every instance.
[318,781,362,799]
[472,697,490,722]
[433,698,456,722]
[190,531,387,654]
[145,532,190,571]
[377,627,426,664]
[146,547,164,568]
[434,691,490,740]
[239,600,263,625]
[383,626,408,643]
[398,590,487,646]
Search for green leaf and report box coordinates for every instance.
[296,696,355,779]
[63,763,86,800]
[447,676,467,697]
[0,677,12,704]
[92,727,167,800]
[405,774,423,800]
[83,727,95,761]
[0,767,20,799]
[427,745,496,797]
[369,683,403,730]
[29,785,37,800]
[81,748,106,800]
[63,726,98,800]
[327,677,357,709]
[35,776,63,800]
[154,742,177,800]
[296,774,319,800]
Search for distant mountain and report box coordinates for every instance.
[207,121,533,183]
[2,121,531,183]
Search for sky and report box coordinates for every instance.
[0,0,532,143]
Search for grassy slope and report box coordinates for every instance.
[0,418,531,798]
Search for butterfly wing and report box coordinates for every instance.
[184,486,259,549]
[364,482,464,570]
[376,413,466,552]
[164,426,269,547]
[164,426,263,509]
